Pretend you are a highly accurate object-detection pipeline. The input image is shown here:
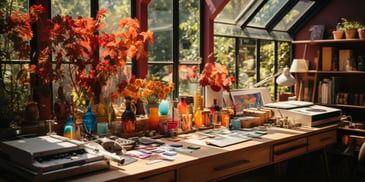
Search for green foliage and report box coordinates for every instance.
[179,0,200,62]
[339,18,363,31]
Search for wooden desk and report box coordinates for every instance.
[64,124,338,182]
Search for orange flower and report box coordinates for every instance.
[198,62,234,92]
[111,77,174,104]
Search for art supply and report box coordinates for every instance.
[97,122,108,136]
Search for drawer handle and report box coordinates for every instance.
[319,136,332,142]
[214,159,250,171]
[139,171,174,181]
[274,144,307,156]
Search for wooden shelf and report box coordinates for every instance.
[319,103,365,109]
[313,70,365,74]
[292,39,365,45]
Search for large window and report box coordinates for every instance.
[213,37,291,101]
[51,0,132,106]
[0,0,31,124]
[178,0,200,96]
[147,0,200,97]
[147,0,173,84]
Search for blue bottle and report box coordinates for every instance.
[83,105,96,134]
[159,99,169,115]
[64,115,75,139]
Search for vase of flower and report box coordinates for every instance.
[198,62,235,108]
[144,103,160,115]
[204,85,223,108]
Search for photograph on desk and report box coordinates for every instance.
[226,88,273,115]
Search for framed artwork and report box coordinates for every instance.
[309,25,325,40]
[223,88,273,115]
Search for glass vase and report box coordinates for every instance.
[83,105,96,135]
[149,107,160,131]
[159,99,169,115]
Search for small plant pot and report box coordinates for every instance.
[345,29,358,39]
[333,31,344,39]
[358,28,365,39]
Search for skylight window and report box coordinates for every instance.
[274,0,315,31]
[247,0,288,28]
[215,0,254,24]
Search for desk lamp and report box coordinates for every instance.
[290,59,308,73]
[276,65,296,86]
[254,65,296,87]
[289,59,309,100]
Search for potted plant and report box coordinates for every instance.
[333,23,344,40]
[358,25,365,39]
[340,18,363,39]
[33,10,154,109]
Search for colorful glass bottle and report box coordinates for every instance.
[210,99,221,113]
[159,99,169,115]
[177,97,188,114]
[194,106,203,128]
[210,99,221,128]
[121,99,136,133]
[148,107,160,131]
[64,115,75,139]
[83,105,96,135]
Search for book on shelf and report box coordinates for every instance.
[317,76,341,104]
[322,47,337,71]
[339,49,354,71]
[299,79,314,102]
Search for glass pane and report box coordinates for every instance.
[238,39,256,88]
[179,65,200,96]
[148,64,174,99]
[54,64,132,106]
[1,1,31,123]
[1,0,28,12]
[148,0,173,62]
[259,40,275,97]
[1,0,30,60]
[51,0,90,17]
[274,0,315,31]
[148,64,171,82]
[0,64,31,113]
[277,41,292,94]
[248,0,288,27]
[99,0,131,33]
[214,36,236,89]
[216,0,253,23]
[179,0,200,63]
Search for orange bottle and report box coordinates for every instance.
[194,107,203,128]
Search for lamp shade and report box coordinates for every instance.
[276,66,296,86]
[290,59,308,72]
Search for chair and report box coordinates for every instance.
[352,142,365,181]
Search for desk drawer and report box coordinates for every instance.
[125,170,175,182]
[273,137,307,162]
[308,130,336,151]
[177,146,270,182]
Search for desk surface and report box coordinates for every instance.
[62,125,338,182]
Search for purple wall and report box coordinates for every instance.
[294,0,365,67]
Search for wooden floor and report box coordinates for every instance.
[219,149,365,182]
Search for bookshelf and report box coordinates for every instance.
[292,39,365,121]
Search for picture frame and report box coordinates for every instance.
[223,88,273,115]
[309,25,325,40]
